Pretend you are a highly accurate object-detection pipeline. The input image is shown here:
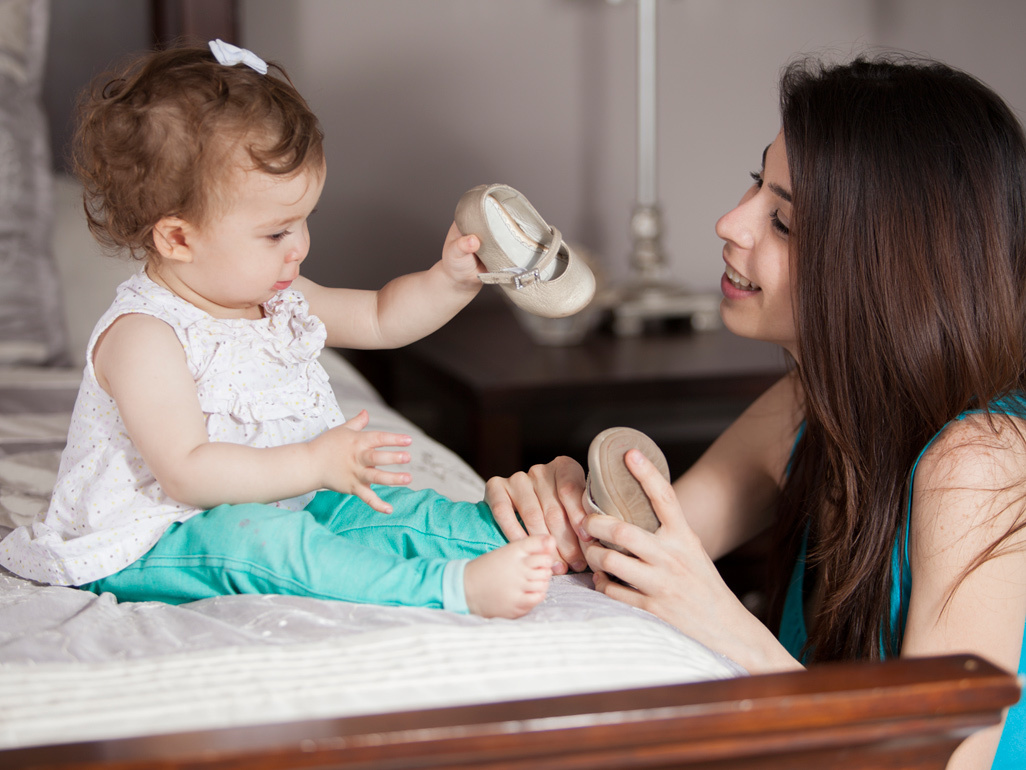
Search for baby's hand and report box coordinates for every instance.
[311,410,413,513]
[440,222,484,289]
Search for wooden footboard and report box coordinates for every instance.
[3,654,1018,770]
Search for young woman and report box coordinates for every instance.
[484,56,1026,769]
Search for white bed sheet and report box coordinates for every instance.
[0,357,744,752]
[0,574,741,750]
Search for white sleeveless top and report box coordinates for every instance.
[0,271,344,586]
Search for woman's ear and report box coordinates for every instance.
[152,217,193,262]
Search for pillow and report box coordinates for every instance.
[0,0,69,366]
[52,174,138,367]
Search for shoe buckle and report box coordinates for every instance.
[513,269,541,290]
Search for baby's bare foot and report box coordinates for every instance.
[464,535,556,619]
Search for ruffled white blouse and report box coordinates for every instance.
[0,271,344,586]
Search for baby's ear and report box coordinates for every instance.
[152,217,193,262]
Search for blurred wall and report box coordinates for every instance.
[44,1,1026,296]
[44,0,150,173]
[239,0,1026,295]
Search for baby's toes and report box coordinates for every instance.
[516,587,548,614]
[521,533,557,558]
[524,557,555,590]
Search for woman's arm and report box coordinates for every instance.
[671,372,801,560]
[901,413,1026,769]
[299,225,482,350]
[94,314,413,513]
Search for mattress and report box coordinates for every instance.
[0,359,743,751]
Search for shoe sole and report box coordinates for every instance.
[585,426,669,534]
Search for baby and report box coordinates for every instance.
[0,41,555,618]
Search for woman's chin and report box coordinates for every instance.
[719,309,796,356]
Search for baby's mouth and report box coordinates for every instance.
[725,264,760,291]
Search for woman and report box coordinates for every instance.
[485,56,1026,769]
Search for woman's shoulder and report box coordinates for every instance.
[747,370,803,422]
[916,407,1026,492]
[903,404,1026,758]
[910,405,1026,546]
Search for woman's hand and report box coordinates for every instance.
[311,410,413,513]
[484,456,590,575]
[583,447,802,674]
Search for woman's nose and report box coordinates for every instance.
[715,199,756,251]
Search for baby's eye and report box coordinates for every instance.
[268,229,292,242]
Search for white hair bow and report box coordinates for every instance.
[208,39,268,75]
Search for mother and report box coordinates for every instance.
[486,56,1026,770]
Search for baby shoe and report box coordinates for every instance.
[585,427,670,549]
[455,183,596,318]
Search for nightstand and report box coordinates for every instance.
[345,301,789,479]
[343,300,788,611]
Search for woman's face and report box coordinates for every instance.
[715,131,796,357]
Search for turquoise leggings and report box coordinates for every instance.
[82,486,507,613]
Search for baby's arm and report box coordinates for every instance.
[299,225,483,350]
[94,314,411,513]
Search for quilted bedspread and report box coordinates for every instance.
[0,358,743,751]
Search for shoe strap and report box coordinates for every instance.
[478,226,563,289]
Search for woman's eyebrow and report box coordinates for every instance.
[769,182,792,203]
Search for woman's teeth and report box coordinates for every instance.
[725,265,759,290]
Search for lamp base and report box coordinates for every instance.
[609,203,721,336]
[606,281,722,337]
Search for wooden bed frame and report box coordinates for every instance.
[3,654,1017,769]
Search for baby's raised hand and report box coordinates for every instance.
[440,222,484,288]
[311,410,413,513]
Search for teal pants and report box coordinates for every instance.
[82,486,507,613]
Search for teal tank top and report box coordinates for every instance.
[777,394,1025,768]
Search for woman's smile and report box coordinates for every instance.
[724,263,760,292]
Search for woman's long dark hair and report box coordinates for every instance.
[768,55,1026,662]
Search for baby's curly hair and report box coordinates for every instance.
[72,44,324,260]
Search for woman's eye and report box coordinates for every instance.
[751,171,789,236]
[770,211,790,237]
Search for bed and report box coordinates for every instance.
[0,2,1020,767]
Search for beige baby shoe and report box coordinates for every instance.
[585,427,670,550]
[455,183,596,318]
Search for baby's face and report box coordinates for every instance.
[163,162,325,319]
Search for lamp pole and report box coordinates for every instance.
[626,0,665,288]
[610,0,721,335]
